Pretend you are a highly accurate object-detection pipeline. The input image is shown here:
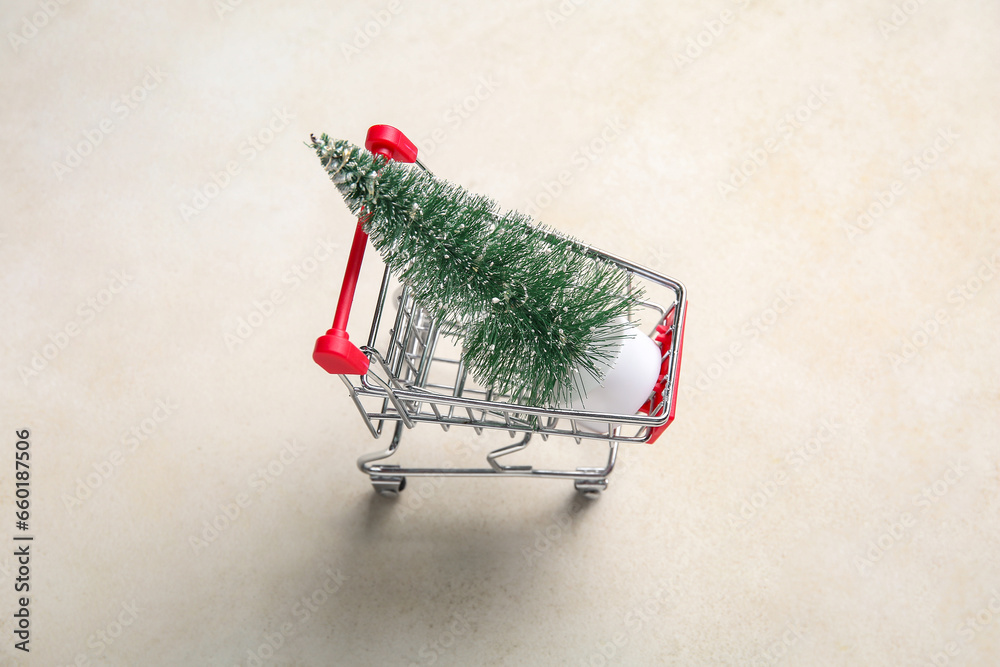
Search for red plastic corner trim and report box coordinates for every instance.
[313,328,370,375]
[641,300,687,444]
[365,125,418,163]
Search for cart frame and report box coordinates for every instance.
[315,125,687,497]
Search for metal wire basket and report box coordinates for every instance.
[313,125,687,497]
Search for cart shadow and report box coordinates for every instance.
[358,484,600,545]
[261,478,619,661]
[334,487,601,621]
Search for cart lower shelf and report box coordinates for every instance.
[359,422,616,498]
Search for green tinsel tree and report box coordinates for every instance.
[309,133,640,407]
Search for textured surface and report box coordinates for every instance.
[2,1,999,665]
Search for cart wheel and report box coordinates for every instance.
[574,478,607,498]
[371,475,406,498]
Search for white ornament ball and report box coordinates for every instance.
[563,319,661,433]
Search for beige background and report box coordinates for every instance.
[2,0,999,665]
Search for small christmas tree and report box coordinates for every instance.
[309,134,640,408]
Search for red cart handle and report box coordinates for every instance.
[313,125,418,375]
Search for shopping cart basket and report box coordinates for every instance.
[313,125,687,497]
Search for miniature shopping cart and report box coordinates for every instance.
[313,125,687,497]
